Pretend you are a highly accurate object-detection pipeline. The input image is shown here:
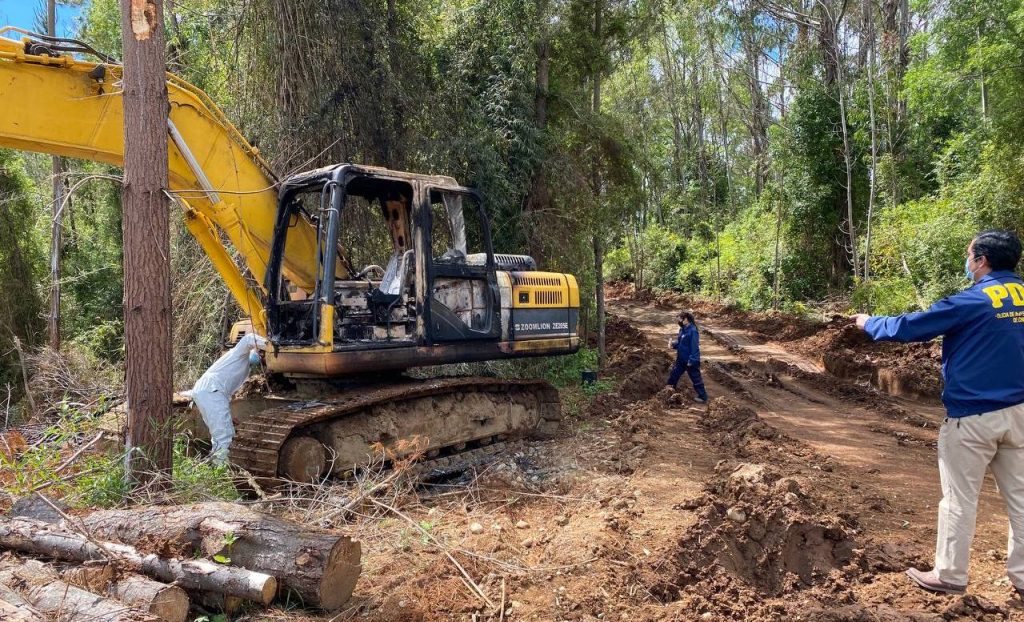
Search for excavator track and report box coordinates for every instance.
[230,376,560,484]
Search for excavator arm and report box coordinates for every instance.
[0,28,324,334]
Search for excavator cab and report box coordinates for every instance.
[263,165,514,374]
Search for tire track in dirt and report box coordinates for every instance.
[610,297,1024,616]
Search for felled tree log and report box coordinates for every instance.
[0,583,45,622]
[0,516,276,605]
[78,502,361,609]
[62,565,190,622]
[0,557,161,621]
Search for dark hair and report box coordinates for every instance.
[973,229,1022,271]
[679,311,695,325]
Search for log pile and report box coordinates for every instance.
[0,501,361,620]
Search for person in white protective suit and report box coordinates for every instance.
[187,333,267,465]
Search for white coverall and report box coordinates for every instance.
[187,333,267,465]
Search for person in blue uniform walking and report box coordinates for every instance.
[851,229,1024,599]
[667,311,708,403]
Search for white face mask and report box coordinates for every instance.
[965,256,975,282]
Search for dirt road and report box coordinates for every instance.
[612,296,1021,619]
[301,294,1023,622]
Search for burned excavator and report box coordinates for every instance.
[0,28,580,483]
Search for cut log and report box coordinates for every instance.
[0,583,45,622]
[78,502,361,609]
[0,557,161,621]
[0,516,276,605]
[62,565,189,622]
[110,575,190,622]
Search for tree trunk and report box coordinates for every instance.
[838,79,858,281]
[47,0,64,351]
[659,17,687,187]
[0,558,161,622]
[523,0,552,259]
[773,60,788,310]
[864,9,879,282]
[75,502,361,610]
[0,517,277,605]
[740,27,768,200]
[592,0,606,368]
[120,0,174,482]
[977,26,989,119]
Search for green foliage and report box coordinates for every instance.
[70,436,240,508]
[533,346,600,388]
[0,150,45,395]
[607,223,686,292]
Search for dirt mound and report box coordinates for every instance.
[604,312,673,402]
[699,397,783,454]
[649,462,859,604]
[616,360,668,402]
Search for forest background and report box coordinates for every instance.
[0,0,1016,401]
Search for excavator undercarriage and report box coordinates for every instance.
[229,377,560,484]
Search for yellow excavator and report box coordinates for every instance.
[0,28,580,482]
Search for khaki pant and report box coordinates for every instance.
[935,402,1024,587]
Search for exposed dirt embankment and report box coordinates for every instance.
[604,314,674,403]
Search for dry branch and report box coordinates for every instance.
[369,497,496,610]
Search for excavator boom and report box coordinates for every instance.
[0,28,324,333]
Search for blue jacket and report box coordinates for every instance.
[864,270,1024,417]
[673,323,701,365]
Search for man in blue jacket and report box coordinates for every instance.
[667,311,708,403]
[851,229,1024,598]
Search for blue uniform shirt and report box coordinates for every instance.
[674,323,701,365]
[864,270,1024,417]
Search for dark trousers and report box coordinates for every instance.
[668,359,707,400]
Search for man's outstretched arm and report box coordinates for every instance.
[851,296,965,343]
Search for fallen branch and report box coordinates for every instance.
[324,467,406,521]
[0,583,45,622]
[54,431,104,474]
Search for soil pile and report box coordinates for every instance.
[648,462,859,605]
[699,397,783,456]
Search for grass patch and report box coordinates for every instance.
[68,436,239,508]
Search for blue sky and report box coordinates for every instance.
[0,1,85,38]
